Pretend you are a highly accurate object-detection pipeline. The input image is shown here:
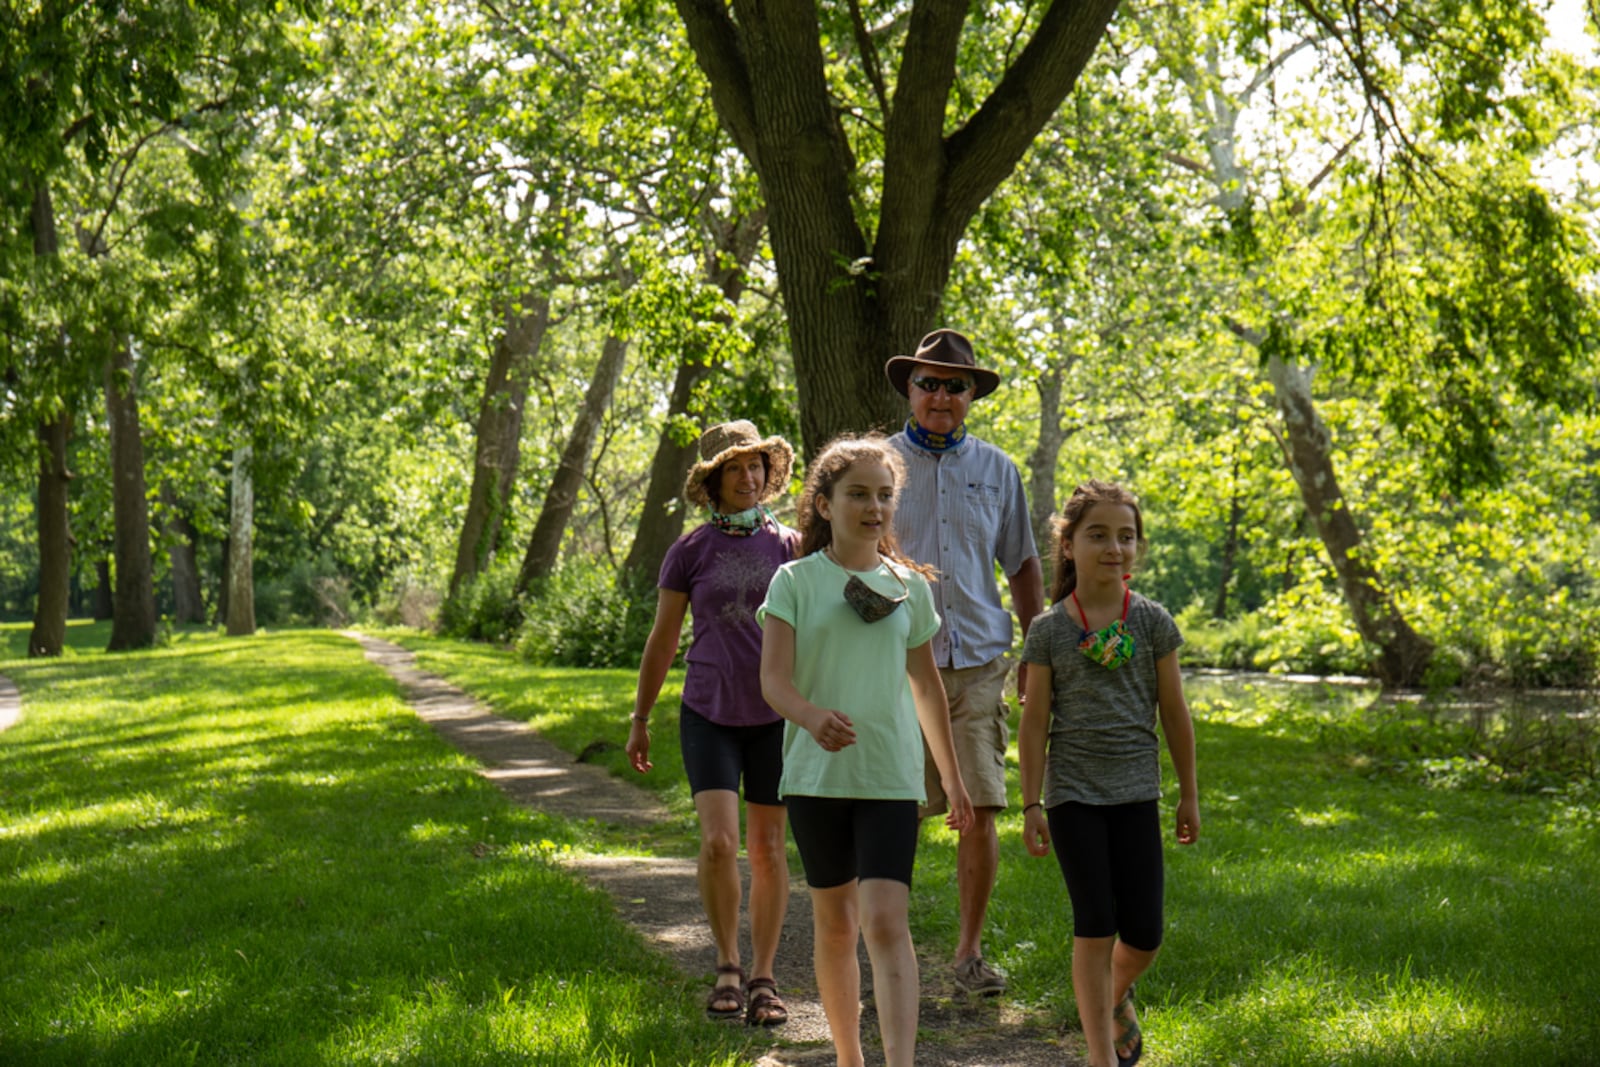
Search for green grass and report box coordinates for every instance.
[371,629,1600,1067]
[0,623,750,1066]
[6,623,1597,1066]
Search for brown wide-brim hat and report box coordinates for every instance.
[683,420,796,509]
[884,328,1001,399]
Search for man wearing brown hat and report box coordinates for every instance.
[886,328,1044,997]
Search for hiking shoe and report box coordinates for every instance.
[954,955,1006,996]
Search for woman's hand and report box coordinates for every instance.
[1023,805,1051,857]
[803,707,856,752]
[625,718,653,774]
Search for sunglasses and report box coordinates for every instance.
[910,376,972,395]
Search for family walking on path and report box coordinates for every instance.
[612,329,1199,1067]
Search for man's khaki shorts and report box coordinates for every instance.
[921,657,1011,815]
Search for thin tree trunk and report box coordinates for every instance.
[30,410,74,657]
[621,357,714,586]
[1213,488,1242,619]
[93,558,114,620]
[449,291,552,596]
[516,335,630,591]
[105,337,157,650]
[1267,355,1434,686]
[1213,405,1245,619]
[216,535,230,625]
[28,183,71,659]
[1185,49,1432,685]
[1026,364,1071,581]
[225,443,256,636]
[161,483,205,624]
[621,206,767,590]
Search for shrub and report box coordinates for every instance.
[437,564,524,645]
[516,563,666,668]
[372,570,444,629]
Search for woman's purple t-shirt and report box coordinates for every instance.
[660,521,798,727]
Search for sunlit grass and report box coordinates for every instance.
[0,625,752,1066]
[373,629,1600,1067]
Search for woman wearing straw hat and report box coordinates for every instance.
[626,420,798,1026]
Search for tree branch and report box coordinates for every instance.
[672,0,760,167]
[943,0,1122,224]
[847,0,890,119]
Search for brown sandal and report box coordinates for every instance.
[705,963,745,1020]
[745,976,788,1027]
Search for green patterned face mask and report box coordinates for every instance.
[1072,588,1135,670]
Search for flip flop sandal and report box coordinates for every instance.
[744,976,788,1027]
[1114,983,1143,1067]
[705,963,746,1021]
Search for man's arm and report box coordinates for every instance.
[1008,555,1044,698]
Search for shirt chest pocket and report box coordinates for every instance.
[959,481,1003,543]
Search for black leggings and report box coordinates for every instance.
[785,796,920,889]
[1047,800,1164,950]
[678,705,785,805]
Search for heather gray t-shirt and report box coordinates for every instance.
[1020,593,1183,806]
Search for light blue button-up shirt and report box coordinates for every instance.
[891,431,1038,669]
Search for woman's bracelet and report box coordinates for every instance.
[630,713,650,725]
[1022,801,1043,814]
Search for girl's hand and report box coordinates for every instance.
[944,777,974,833]
[625,719,653,774]
[1175,796,1200,845]
[805,708,856,752]
[1023,805,1051,857]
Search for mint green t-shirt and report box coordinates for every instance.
[758,552,941,801]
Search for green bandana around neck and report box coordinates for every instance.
[710,505,769,536]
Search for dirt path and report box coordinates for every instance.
[0,673,17,732]
[345,632,1079,1067]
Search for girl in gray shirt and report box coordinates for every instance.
[1019,480,1199,1067]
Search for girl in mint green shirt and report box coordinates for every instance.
[759,433,971,1067]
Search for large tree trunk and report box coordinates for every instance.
[27,183,72,658]
[1267,356,1434,686]
[160,483,205,624]
[674,0,1121,455]
[449,291,552,596]
[29,409,73,658]
[516,335,630,591]
[225,443,256,636]
[104,337,158,650]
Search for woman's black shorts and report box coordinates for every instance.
[678,704,784,806]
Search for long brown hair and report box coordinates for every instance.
[1049,479,1147,603]
[797,434,935,577]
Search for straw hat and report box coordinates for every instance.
[884,328,1001,399]
[683,420,795,509]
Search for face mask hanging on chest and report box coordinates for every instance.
[1072,587,1135,670]
[843,567,909,623]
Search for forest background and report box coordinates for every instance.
[3,0,1598,692]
